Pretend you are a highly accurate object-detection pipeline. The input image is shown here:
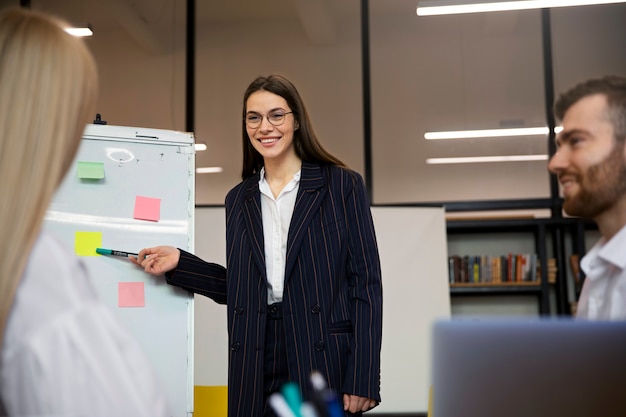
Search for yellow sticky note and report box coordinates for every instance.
[77,161,105,179]
[74,231,102,256]
[118,282,145,308]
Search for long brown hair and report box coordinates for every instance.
[0,7,98,343]
[240,74,346,179]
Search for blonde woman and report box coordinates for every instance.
[0,7,169,416]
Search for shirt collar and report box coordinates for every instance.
[258,166,302,186]
[596,224,626,269]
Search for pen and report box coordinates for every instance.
[281,382,303,417]
[310,371,343,417]
[96,247,139,258]
[300,403,319,417]
[269,393,297,417]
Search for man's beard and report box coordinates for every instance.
[563,142,626,218]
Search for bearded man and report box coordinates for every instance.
[548,75,626,320]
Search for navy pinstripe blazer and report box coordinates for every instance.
[166,161,383,417]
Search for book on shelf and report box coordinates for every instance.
[460,256,468,283]
[448,253,547,286]
[536,257,558,284]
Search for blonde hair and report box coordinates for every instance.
[0,7,98,343]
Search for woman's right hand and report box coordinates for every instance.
[129,246,181,276]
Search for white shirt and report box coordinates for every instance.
[259,167,300,304]
[0,231,170,417]
[577,224,626,320]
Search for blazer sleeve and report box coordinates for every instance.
[165,249,228,305]
[342,171,383,401]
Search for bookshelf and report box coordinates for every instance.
[447,218,551,315]
[446,217,586,316]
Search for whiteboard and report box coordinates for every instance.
[193,206,451,413]
[43,124,195,417]
[370,207,451,413]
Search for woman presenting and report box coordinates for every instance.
[132,74,383,417]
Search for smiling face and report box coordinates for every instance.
[245,90,299,167]
[548,94,626,219]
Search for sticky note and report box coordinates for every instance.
[77,161,105,179]
[74,231,102,256]
[134,196,161,222]
[118,282,145,308]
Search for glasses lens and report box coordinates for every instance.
[245,114,262,127]
[268,112,285,126]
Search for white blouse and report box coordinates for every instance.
[1,231,170,417]
[259,167,301,304]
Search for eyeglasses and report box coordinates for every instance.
[244,111,294,128]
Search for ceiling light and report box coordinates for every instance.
[424,126,563,140]
[195,143,207,151]
[426,154,548,164]
[416,0,626,16]
[64,25,94,37]
[196,167,223,174]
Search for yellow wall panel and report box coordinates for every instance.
[194,386,227,417]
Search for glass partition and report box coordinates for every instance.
[369,2,549,204]
[551,3,626,98]
[194,0,363,205]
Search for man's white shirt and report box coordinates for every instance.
[578,224,626,320]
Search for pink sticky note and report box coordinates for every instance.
[134,196,161,222]
[118,282,145,308]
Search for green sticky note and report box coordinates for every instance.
[77,161,105,179]
[75,231,102,256]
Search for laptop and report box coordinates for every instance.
[432,318,626,417]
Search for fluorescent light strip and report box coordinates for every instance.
[425,126,562,140]
[426,127,546,139]
[427,154,548,164]
[196,167,223,174]
[64,26,93,37]
[194,143,207,151]
[416,0,626,16]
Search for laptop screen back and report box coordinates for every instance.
[432,319,626,417]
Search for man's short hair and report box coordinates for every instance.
[554,75,626,143]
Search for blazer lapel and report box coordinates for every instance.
[242,174,267,280]
[284,162,327,282]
